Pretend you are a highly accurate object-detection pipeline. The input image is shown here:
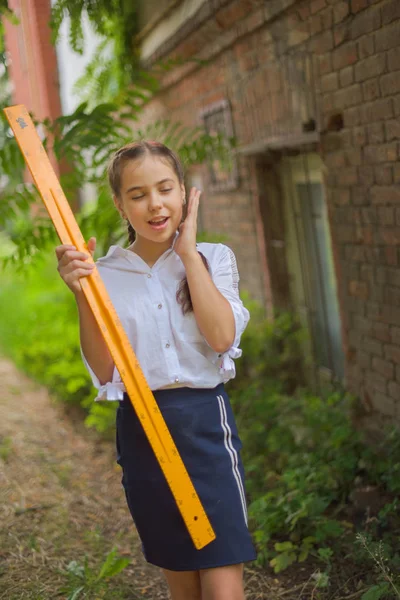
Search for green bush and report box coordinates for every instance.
[0,254,100,421]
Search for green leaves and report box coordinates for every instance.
[97,547,131,580]
[62,547,130,599]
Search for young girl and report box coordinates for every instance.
[55,141,257,600]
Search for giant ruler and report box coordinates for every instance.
[4,104,216,550]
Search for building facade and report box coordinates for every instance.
[137,0,400,428]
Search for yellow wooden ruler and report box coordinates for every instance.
[4,104,216,550]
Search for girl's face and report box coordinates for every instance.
[114,154,185,245]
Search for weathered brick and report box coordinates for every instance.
[367,302,382,320]
[394,163,400,183]
[385,286,400,307]
[355,54,386,83]
[337,166,359,185]
[385,247,398,266]
[353,184,371,204]
[388,48,400,72]
[312,30,334,53]
[364,143,397,163]
[367,122,385,145]
[388,380,400,400]
[384,268,400,288]
[343,106,361,126]
[358,35,375,59]
[377,226,400,242]
[340,65,354,87]
[350,0,368,13]
[334,22,350,46]
[332,187,351,205]
[371,186,400,205]
[311,0,327,14]
[381,72,400,97]
[321,72,339,92]
[372,322,391,343]
[353,125,367,145]
[366,371,387,393]
[375,165,393,186]
[349,280,369,298]
[362,79,381,102]
[360,98,394,123]
[372,356,394,379]
[385,344,400,364]
[322,7,334,29]
[345,147,362,166]
[334,83,362,108]
[319,52,333,74]
[395,96,400,116]
[378,206,395,225]
[361,207,377,224]
[334,1,350,24]
[363,337,383,356]
[310,13,323,35]
[391,326,400,345]
[360,264,375,284]
[371,392,396,416]
[382,0,400,26]
[337,224,356,242]
[359,350,371,369]
[333,42,358,70]
[351,7,381,39]
[375,20,400,52]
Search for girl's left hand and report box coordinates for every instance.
[174,187,201,261]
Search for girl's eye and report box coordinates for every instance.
[132,195,144,200]
[160,188,172,193]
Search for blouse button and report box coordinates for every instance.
[147,274,152,278]
[158,303,162,309]
[175,377,179,383]
[166,343,170,348]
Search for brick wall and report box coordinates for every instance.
[4,0,63,177]
[139,0,400,426]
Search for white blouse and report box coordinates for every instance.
[81,239,250,401]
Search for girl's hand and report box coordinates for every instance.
[174,187,201,261]
[55,236,96,295]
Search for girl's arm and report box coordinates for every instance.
[174,189,237,354]
[182,251,235,354]
[56,238,114,385]
[75,291,115,385]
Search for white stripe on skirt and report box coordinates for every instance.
[217,395,248,526]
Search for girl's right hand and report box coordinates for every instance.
[55,236,97,295]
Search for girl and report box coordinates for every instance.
[55,141,257,600]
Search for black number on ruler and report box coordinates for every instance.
[16,117,28,129]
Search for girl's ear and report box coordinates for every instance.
[113,195,125,219]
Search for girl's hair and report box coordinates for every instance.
[107,140,209,314]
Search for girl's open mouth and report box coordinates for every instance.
[148,217,169,230]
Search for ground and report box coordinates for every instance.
[0,356,279,600]
[0,356,378,600]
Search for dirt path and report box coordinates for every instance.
[0,356,282,600]
[0,356,169,599]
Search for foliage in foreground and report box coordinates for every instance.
[61,548,131,600]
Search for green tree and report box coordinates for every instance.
[0,1,229,266]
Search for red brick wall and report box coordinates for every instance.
[142,0,400,426]
[4,0,63,176]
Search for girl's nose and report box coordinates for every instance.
[148,192,163,211]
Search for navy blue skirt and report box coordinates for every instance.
[116,383,257,571]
